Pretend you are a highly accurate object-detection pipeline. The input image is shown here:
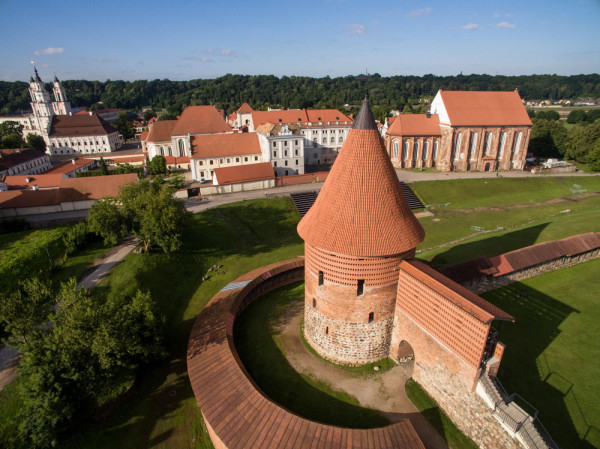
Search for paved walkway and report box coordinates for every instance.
[0,237,139,391]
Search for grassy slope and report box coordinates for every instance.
[60,197,304,449]
[234,281,389,428]
[482,259,600,449]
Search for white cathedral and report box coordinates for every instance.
[0,68,121,155]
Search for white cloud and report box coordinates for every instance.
[497,21,516,29]
[184,56,213,63]
[407,7,433,18]
[461,23,481,30]
[33,47,65,56]
[205,48,236,57]
[345,24,365,35]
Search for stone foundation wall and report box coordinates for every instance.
[463,249,600,294]
[304,305,394,364]
[415,364,521,449]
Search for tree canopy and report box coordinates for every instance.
[0,120,25,148]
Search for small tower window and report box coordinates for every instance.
[357,279,364,296]
[368,312,374,323]
[312,298,316,308]
[325,327,329,335]
[318,271,324,286]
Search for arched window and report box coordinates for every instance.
[178,139,185,156]
[512,131,522,158]
[454,133,462,160]
[469,132,478,160]
[322,138,326,144]
[339,136,343,143]
[168,146,172,156]
[413,141,419,161]
[392,140,399,159]
[484,132,493,156]
[159,146,164,156]
[368,312,374,323]
[423,141,429,160]
[330,137,335,143]
[498,132,507,160]
[432,140,438,159]
[402,140,409,160]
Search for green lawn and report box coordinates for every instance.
[411,176,600,209]
[56,197,304,449]
[405,379,478,449]
[234,281,389,428]
[482,259,600,449]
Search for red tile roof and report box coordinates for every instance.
[171,105,231,135]
[2,174,64,190]
[164,156,190,165]
[400,260,515,324]
[251,109,351,128]
[297,100,424,257]
[191,132,261,158]
[237,102,254,113]
[0,149,47,171]
[145,120,178,143]
[49,114,117,137]
[439,90,532,127]
[42,158,96,175]
[0,174,137,209]
[387,114,441,136]
[140,131,149,141]
[214,162,274,185]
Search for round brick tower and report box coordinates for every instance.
[297,99,425,365]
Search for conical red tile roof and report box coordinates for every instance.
[297,99,425,257]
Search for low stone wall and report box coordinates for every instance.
[463,248,600,294]
[416,364,521,449]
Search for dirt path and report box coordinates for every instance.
[276,300,449,449]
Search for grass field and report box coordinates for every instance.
[482,259,600,449]
[0,175,598,448]
[235,281,389,428]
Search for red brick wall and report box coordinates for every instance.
[275,171,329,187]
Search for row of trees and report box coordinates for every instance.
[0,121,45,152]
[2,73,599,116]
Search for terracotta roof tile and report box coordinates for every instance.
[0,189,61,208]
[145,120,177,142]
[171,105,231,135]
[439,90,532,127]
[399,259,515,323]
[58,173,138,201]
[191,132,261,158]
[386,114,441,137]
[0,149,47,171]
[140,131,149,141]
[252,109,352,128]
[42,158,96,175]
[297,99,424,257]
[237,102,254,113]
[49,114,117,137]
[213,162,274,185]
[2,174,64,189]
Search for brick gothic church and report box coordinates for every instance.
[298,98,515,394]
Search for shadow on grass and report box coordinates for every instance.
[233,282,389,429]
[429,222,549,268]
[484,282,596,449]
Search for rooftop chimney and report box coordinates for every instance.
[32,185,38,191]
[26,177,31,183]
[72,159,76,164]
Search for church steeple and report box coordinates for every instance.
[52,74,71,115]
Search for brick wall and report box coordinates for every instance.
[274,171,329,187]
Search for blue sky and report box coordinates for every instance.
[1,0,599,81]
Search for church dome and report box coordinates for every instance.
[297,99,425,257]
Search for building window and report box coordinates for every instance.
[295,149,298,156]
[272,142,277,148]
[273,150,277,158]
[285,150,288,157]
[236,157,240,162]
[274,161,277,167]
[413,141,419,161]
[254,156,258,161]
[392,140,399,159]
[227,158,231,163]
[325,327,329,335]
[498,132,507,160]
[210,160,213,165]
[402,141,409,160]
[285,160,288,166]
[245,157,248,161]
[357,279,364,296]
[339,137,343,143]
[296,159,299,165]
[313,298,316,308]
[322,138,326,144]
[368,312,374,323]
[285,170,289,175]
[423,141,429,160]
[199,161,204,166]
[512,131,522,158]
[484,132,493,156]
[284,141,288,146]
[318,271,324,286]
[432,140,438,159]
[469,132,478,160]
[178,139,185,156]
[454,133,462,160]
[220,158,223,164]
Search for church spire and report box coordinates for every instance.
[34,67,42,82]
[352,97,378,130]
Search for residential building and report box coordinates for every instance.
[255,123,305,176]
[0,149,51,177]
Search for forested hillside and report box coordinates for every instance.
[1,73,599,116]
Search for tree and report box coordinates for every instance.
[25,133,46,153]
[157,111,178,121]
[0,120,25,148]
[143,109,156,122]
[115,111,134,141]
[528,118,568,158]
[586,109,600,123]
[535,110,560,121]
[567,109,586,124]
[149,155,167,175]
[98,156,108,175]
[87,179,189,253]
[565,121,600,162]
[588,138,600,172]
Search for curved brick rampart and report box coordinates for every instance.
[187,258,425,449]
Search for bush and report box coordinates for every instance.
[62,222,88,256]
[0,218,30,234]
